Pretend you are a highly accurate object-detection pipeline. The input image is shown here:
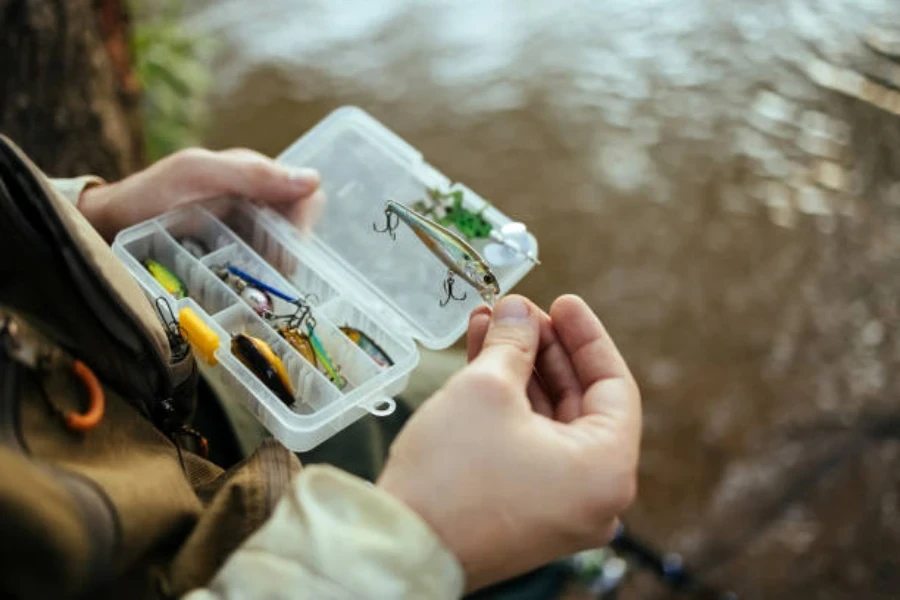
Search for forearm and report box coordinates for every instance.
[184,465,464,600]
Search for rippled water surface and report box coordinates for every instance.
[182,2,900,597]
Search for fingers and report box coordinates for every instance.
[206,148,320,202]
[549,295,632,389]
[472,305,556,414]
[470,296,540,387]
[468,302,583,420]
[534,331,584,423]
[526,374,555,418]
[275,187,327,232]
[466,306,491,362]
[550,295,641,440]
[164,147,321,209]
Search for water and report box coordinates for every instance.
[181,2,900,597]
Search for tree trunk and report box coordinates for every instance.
[0,0,143,182]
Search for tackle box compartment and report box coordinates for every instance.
[112,106,538,451]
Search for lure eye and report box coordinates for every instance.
[483,274,495,285]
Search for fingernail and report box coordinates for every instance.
[493,296,529,322]
[470,305,492,319]
[286,167,320,193]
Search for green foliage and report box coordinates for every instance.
[129,1,215,161]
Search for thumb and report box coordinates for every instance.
[472,295,540,387]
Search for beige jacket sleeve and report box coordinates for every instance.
[49,176,105,207]
[185,465,465,599]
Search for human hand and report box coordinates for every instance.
[377,294,641,592]
[78,148,324,240]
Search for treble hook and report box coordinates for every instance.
[373,207,400,240]
[270,299,313,330]
[439,272,468,307]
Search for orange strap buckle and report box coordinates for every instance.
[63,359,105,432]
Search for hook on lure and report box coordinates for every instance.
[373,208,400,240]
[440,272,467,307]
[374,200,500,307]
[220,264,347,390]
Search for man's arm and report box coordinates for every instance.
[49,175,105,207]
[184,464,465,599]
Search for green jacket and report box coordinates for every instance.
[0,137,463,599]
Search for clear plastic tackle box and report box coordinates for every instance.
[112,106,538,451]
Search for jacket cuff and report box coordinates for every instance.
[203,464,465,599]
[49,175,105,208]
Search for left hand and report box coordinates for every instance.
[79,147,324,239]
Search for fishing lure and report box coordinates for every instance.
[213,265,275,317]
[280,324,347,389]
[305,322,347,389]
[414,187,540,266]
[231,333,296,407]
[179,236,209,259]
[279,326,317,366]
[145,259,188,299]
[223,265,300,304]
[341,326,394,368]
[414,188,493,239]
[222,265,347,389]
[239,286,274,317]
[374,200,500,306]
[179,306,220,366]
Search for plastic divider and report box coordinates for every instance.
[202,244,382,392]
[319,297,416,373]
[200,244,240,269]
[218,203,339,305]
[159,205,241,256]
[118,223,238,316]
[214,304,341,414]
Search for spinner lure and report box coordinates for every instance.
[213,265,275,317]
[222,265,347,390]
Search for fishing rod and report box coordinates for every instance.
[607,525,738,599]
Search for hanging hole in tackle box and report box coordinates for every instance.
[112,106,538,452]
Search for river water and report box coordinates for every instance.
[180,2,900,597]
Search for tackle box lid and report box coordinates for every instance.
[258,106,538,350]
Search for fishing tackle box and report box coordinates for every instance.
[112,106,538,451]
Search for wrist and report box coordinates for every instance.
[77,182,117,240]
[377,469,482,591]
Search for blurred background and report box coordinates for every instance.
[4,0,900,598]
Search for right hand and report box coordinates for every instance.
[377,294,642,592]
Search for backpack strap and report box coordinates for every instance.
[0,134,196,432]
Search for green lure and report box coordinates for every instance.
[306,323,347,390]
[144,259,188,299]
[413,187,540,267]
[413,188,494,241]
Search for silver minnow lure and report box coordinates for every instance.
[384,200,500,304]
